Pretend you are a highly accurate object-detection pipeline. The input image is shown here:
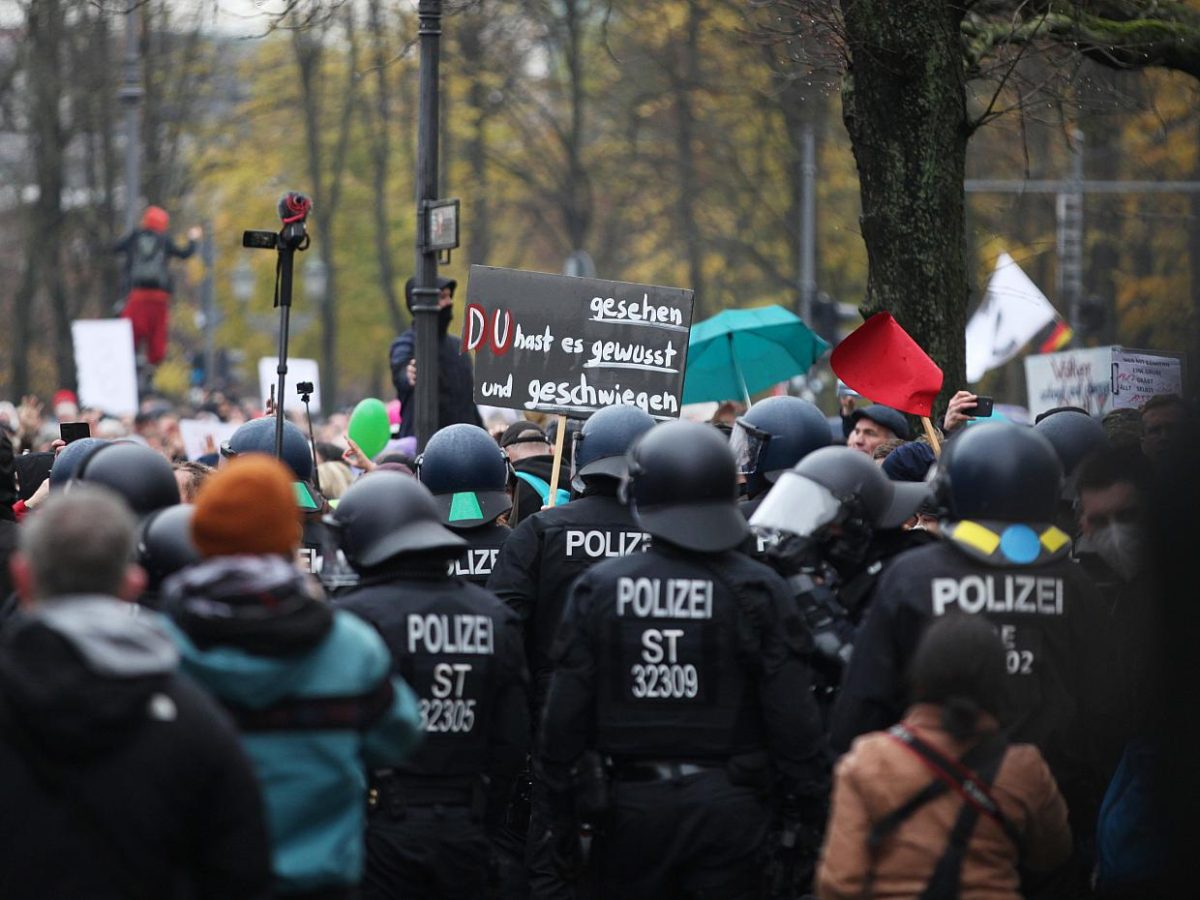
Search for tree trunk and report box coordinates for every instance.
[838,0,970,408]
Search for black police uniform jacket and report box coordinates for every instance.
[337,567,529,814]
[487,489,650,690]
[449,520,511,586]
[539,543,827,801]
[830,528,1114,825]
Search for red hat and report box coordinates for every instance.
[141,205,170,233]
[52,390,78,409]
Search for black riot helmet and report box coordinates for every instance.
[1033,409,1110,480]
[73,441,179,517]
[326,471,466,570]
[416,423,512,527]
[137,504,201,596]
[621,420,747,553]
[224,416,313,481]
[750,446,930,538]
[50,437,108,487]
[571,405,657,492]
[933,423,1062,523]
[730,396,831,498]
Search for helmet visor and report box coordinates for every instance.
[748,471,843,538]
[729,418,771,477]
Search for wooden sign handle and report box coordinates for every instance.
[921,416,942,457]
[546,414,568,507]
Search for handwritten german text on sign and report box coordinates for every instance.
[466,266,694,419]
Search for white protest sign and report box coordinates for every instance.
[258,358,322,414]
[178,418,241,460]
[72,319,138,416]
[1024,346,1114,418]
[1111,347,1185,410]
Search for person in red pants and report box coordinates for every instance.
[114,205,201,366]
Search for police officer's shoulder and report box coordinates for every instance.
[457,578,523,623]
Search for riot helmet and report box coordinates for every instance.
[729,396,830,496]
[49,437,108,488]
[571,405,656,492]
[622,420,747,553]
[751,445,931,539]
[223,416,314,481]
[137,504,201,595]
[416,423,512,527]
[933,423,1062,523]
[326,471,466,570]
[1033,409,1109,480]
[73,441,179,517]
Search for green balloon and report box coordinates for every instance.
[348,398,391,460]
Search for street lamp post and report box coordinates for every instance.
[304,256,328,312]
[413,0,443,450]
[232,258,255,307]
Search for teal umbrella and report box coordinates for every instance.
[682,304,830,404]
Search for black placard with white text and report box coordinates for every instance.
[465,266,694,420]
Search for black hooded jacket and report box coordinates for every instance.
[389,325,482,438]
[0,596,271,899]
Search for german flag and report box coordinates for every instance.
[1038,320,1073,354]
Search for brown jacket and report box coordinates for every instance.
[816,704,1072,899]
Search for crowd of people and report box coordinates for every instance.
[0,370,1188,900]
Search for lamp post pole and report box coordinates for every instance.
[413,0,442,450]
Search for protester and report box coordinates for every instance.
[500,420,561,525]
[0,487,272,900]
[1140,393,1191,464]
[174,460,213,503]
[845,404,910,455]
[0,432,19,605]
[114,205,201,369]
[389,275,482,438]
[817,614,1072,899]
[161,455,424,898]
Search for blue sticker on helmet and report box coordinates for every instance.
[999,524,1041,564]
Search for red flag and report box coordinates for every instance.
[831,312,944,417]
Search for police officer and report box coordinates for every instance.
[331,472,529,900]
[752,445,933,625]
[489,404,655,900]
[418,424,513,586]
[729,395,830,518]
[749,446,930,721]
[829,423,1113,836]
[539,420,827,899]
[72,441,180,517]
[489,404,655,705]
[136,504,201,609]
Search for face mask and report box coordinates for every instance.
[1088,521,1145,582]
[438,306,454,335]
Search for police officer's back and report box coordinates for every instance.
[331,472,529,900]
[418,423,513,585]
[830,423,1112,831]
[488,404,655,701]
[539,421,827,898]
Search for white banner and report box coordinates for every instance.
[258,358,322,414]
[966,253,1060,383]
[178,418,241,460]
[1024,347,1114,418]
[72,319,138,416]
[1112,348,1185,410]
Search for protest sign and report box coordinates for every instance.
[72,319,138,416]
[258,357,322,414]
[1025,346,1186,418]
[178,418,240,460]
[465,265,694,420]
[1111,347,1185,410]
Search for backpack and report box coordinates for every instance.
[129,231,169,290]
[513,471,570,509]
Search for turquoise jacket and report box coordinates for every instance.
[165,610,422,894]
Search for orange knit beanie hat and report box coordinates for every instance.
[191,455,301,558]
